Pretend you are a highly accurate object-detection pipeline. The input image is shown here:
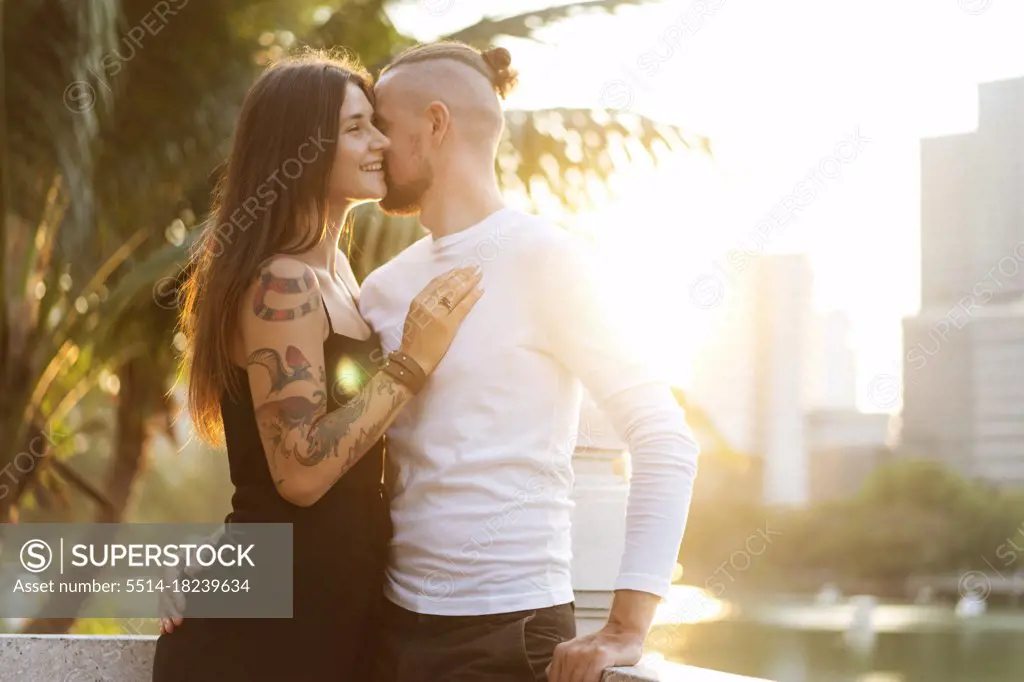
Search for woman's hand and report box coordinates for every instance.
[399,266,484,375]
[159,595,184,635]
[158,553,193,635]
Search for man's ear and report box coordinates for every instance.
[425,101,451,144]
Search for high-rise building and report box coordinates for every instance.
[691,253,815,506]
[808,310,859,411]
[807,410,893,502]
[901,76,1024,485]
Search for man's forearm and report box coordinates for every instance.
[606,589,661,635]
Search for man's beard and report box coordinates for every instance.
[379,169,432,217]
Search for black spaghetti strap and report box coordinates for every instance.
[320,294,336,336]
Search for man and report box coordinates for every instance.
[361,41,700,682]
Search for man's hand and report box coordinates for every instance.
[546,622,644,682]
[547,589,659,682]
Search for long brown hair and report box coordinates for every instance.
[178,51,372,445]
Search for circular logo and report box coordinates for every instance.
[959,0,993,15]
[421,0,455,17]
[20,539,53,573]
[867,374,901,410]
[421,569,455,602]
[152,276,181,310]
[63,81,97,114]
[689,274,725,310]
[958,570,992,601]
[647,626,674,651]
[600,80,634,113]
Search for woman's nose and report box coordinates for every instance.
[372,131,391,151]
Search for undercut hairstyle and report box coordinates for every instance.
[381,41,518,99]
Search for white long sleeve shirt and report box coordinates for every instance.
[358,207,699,616]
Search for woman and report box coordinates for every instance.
[152,52,482,681]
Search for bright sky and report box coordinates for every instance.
[387,0,1024,411]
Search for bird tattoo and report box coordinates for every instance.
[248,345,316,396]
[254,391,328,464]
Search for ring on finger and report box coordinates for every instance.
[439,296,454,313]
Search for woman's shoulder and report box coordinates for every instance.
[252,255,320,286]
[236,255,326,329]
[241,256,323,307]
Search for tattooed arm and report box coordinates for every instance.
[158,257,482,633]
[241,257,413,507]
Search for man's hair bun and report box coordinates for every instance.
[482,46,512,70]
[481,46,518,99]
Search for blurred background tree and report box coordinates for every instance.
[679,458,1024,598]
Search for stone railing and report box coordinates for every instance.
[0,635,771,681]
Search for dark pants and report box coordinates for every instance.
[376,600,576,682]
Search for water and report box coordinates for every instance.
[649,588,1024,682]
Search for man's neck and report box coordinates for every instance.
[418,167,505,240]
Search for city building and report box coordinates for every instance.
[691,253,815,506]
[901,76,1024,486]
[807,410,893,501]
[808,310,859,411]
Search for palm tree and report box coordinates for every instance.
[1,0,123,521]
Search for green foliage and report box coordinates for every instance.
[680,459,1024,593]
[859,459,988,512]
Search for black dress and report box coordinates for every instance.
[153,304,391,682]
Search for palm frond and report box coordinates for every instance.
[303,0,405,63]
[440,0,662,45]
[4,0,121,255]
[27,227,150,399]
[349,208,425,283]
[49,458,117,517]
[2,0,121,398]
[501,107,709,214]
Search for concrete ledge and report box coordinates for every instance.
[1,634,156,682]
[605,660,773,681]
[0,635,772,681]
